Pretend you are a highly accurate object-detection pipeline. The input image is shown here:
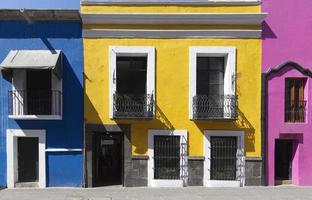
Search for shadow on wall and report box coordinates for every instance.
[192,108,255,154]
[262,21,277,39]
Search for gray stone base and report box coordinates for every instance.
[125,156,148,187]
[188,156,204,186]
[245,158,264,186]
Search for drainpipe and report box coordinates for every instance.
[19,9,33,24]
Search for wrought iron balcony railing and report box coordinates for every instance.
[193,95,238,120]
[285,100,306,123]
[8,90,62,116]
[113,93,154,119]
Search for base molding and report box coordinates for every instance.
[245,158,264,186]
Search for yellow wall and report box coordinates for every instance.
[82,3,262,158]
[84,38,262,158]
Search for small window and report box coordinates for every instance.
[116,56,147,95]
[285,78,306,122]
[196,57,225,96]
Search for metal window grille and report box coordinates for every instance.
[285,100,306,122]
[154,136,180,180]
[211,136,237,180]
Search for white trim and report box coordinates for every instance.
[6,129,46,188]
[45,148,83,152]
[81,13,266,25]
[109,46,155,119]
[203,130,245,187]
[189,46,236,119]
[147,130,188,187]
[83,29,262,39]
[9,115,62,120]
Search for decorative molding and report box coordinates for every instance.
[245,157,262,161]
[45,148,83,152]
[81,13,267,25]
[265,61,312,77]
[81,0,261,6]
[83,29,262,38]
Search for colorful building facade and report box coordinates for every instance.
[262,0,312,186]
[0,9,84,188]
[81,0,266,187]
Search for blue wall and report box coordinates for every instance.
[0,21,84,187]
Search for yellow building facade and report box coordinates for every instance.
[81,0,266,187]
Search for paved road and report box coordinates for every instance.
[1,186,312,200]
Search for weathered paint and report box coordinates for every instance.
[83,37,262,158]
[263,0,312,186]
[0,21,84,187]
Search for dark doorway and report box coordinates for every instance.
[26,70,52,115]
[275,140,293,183]
[17,137,39,182]
[93,132,123,186]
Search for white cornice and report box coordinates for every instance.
[83,29,262,38]
[81,13,267,25]
[81,0,261,6]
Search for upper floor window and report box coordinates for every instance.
[285,78,306,123]
[0,50,63,120]
[109,46,155,119]
[189,47,237,120]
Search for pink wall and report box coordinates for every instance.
[263,0,312,186]
[262,0,312,71]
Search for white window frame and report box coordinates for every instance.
[148,130,188,187]
[6,129,46,188]
[203,130,245,187]
[9,69,63,120]
[189,46,236,119]
[109,46,155,119]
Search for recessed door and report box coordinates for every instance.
[17,137,39,182]
[93,133,123,186]
[275,140,292,181]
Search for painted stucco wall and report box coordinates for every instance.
[0,21,84,187]
[263,0,312,186]
[83,4,262,159]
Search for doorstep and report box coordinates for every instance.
[15,182,39,188]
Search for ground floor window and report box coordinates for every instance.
[211,136,237,181]
[204,130,244,187]
[148,130,188,187]
[154,136,180,180]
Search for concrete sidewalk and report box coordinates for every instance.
[1,186,312,200]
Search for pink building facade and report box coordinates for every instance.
[263,0,312,186]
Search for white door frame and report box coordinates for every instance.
[6,129,46,188]
[148,129,188,187]
[204,130,245,187]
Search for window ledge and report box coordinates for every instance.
[9,115,62,120]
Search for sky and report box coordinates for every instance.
[0,0,80,9]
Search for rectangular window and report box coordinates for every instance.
[154,136,180,180]
[285,78,306,122]
[109,46,155,119]
[196,57,225,96]
[116,56,147,95]
[211,136,237,181]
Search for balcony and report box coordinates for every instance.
[192,95,237,120]
[113,93,154,119]
[8,90,62,120]
[285,100,306,123]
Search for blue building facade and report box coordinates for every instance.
[0,10,83,187]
